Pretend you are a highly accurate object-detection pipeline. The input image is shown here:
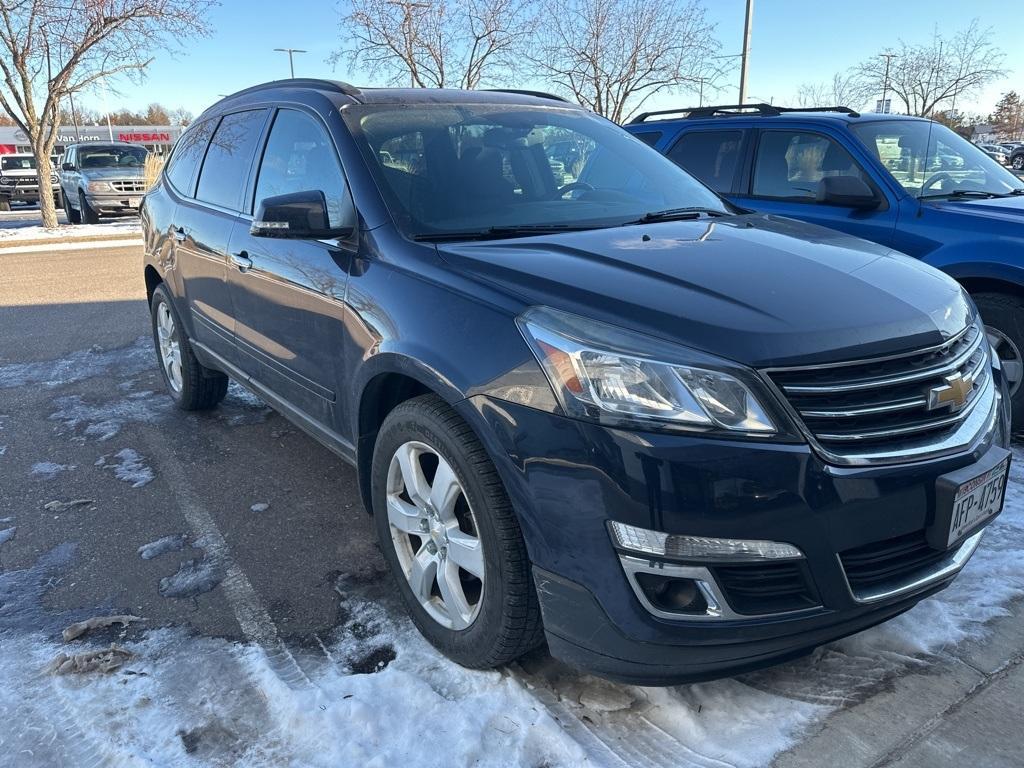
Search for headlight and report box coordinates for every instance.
[87,181,111,192]
[517,306,781,435]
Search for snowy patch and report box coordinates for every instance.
[50,390,172,441]
[101,448,154,488]
[0,527,15,547]
[0,337,153,390]
[158,558,225,599]
[0,221,141,241]
[138,534,188,561]
[30,461,74,479]
[220,382,273,426]
[250,502,269,513]
[0,444,7,456]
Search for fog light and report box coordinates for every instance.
[609,521,803,562]
[634,572,708,614]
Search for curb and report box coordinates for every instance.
[0,232,142,249]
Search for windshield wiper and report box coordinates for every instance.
[412,224,600,242]
[629,207,730,224]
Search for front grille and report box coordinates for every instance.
[110,180,145,193]
[764,323,990,459]
[711,561,820,615]
[840,530,948,593]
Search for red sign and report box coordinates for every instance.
[118,132,171,143]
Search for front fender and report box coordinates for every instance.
[923,242,1024,287]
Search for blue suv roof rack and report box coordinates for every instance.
[222,78,364,103]
[630,103,860,124]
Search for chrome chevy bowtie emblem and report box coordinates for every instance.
[927,371,974,412]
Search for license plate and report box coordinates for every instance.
[946,458,1009,547]
[127,197,141,208]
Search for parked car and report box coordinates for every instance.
[625,104,1024,424]
[0,153,60,210]
[977,142,1011,165]
[1010,145,1024,171]
[59,141,149,223]
[142,81,1011,684]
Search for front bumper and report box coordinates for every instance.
[461,371,1011,684]
[85,189,144,214]
[0,183,59,202]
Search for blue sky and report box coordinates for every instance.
[95,0,1021,119]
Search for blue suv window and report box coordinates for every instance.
[667,130,745,193]
[165,118,215,197]
[752,130,865,201]
[196,109,267,211]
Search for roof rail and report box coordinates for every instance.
[483,88,572,104]
[630,103,861,123]
[219,78,363,103]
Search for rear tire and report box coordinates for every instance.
[79,191,99,224]
[371,394,544,669]
[973,292,1024,427]
[150,283,228,411]
[63,191,81,224]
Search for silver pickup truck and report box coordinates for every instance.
[59,142,149,223]
[0,153,61,211]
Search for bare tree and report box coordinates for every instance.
[854,21,1006,117]
[0,0,212,227]
[527,0,723,123]
[795,72,872,110]
[334,0,534,89]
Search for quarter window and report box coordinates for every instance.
[254,109,353,228]
[752,130,866,200]
[667,130,744,193]
[195,110,267,211]
[165,119,215,196]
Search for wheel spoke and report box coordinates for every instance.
[407,547,438,604]
[395,443,429,506]
[387,494,423,533]
[429,457,461,518]
[437,558,472,629]
[446,528,484,579]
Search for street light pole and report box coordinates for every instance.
[274,48,307,78]
[879,53,897,114]
[738,0,754,104]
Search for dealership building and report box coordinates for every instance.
[0,125,183,156]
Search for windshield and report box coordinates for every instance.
[1,156,57,171]
[343,103,729,239]
[77,146,148,169]
[851,120,1023,199]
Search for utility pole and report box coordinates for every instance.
[879,52,897,114]
[274,48,307,78]
[738,0,754,104]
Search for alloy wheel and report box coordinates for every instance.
[385,440,485,630]
[156,302,184,393]
[987,326,1023,396]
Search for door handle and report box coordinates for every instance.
[173,228,187,243]
[230,251,253,272]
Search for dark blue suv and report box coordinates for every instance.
[624,103,1024,425]
[142,81,1012,684]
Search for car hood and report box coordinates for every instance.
[78,167,144,180]
[436,215,971,368]
[926,194,1024,223]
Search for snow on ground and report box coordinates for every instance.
[0,221,141,241]
[100,448,155,488]
[29,461,74,479]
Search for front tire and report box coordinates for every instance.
[150,284,228,411]
[79,191,99,224]
[0,197,10,212]
[1012,154,1024,171]
[371,394,543,668]
[63,191,80,224]
[974,292,1024,427]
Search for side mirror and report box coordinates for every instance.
[250,190,353,239]
[61,162,75,171]
[817,176,879,209]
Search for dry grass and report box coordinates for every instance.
[143,154,165,190]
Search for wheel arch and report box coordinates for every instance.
[144,264,163,306]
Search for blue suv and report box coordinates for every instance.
[624,104,1024,424]
[142,82,1011,684]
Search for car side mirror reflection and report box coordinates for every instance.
[817,176,879,209]
[61,162,75,171]
[250,190,354,240]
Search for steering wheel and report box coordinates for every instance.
[556,181,594,198]
[920,172,955,195]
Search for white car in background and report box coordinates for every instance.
[0,153,60,211]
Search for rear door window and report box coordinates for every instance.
[666,130,745,193]
[195,110,268,211]
[165,119,215,196]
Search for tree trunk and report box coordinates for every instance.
[33,143,59,228]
